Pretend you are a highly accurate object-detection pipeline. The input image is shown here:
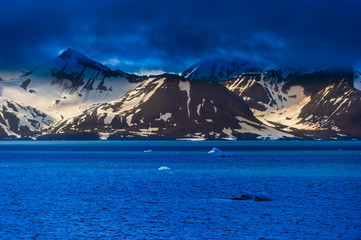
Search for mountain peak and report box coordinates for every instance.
[56,48,109,72]
[182,58,265,83]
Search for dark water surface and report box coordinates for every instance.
[0,141,360,239]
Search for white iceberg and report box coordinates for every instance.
[158,166,172,171]
[208,148,235,157]
[208,148,222,154]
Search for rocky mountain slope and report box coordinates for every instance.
[222,67,360,139]
[0,97,53,138]
[45,74,292,140]
[294,80,361,138]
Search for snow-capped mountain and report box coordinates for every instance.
[45,74,293,140]
[223,67,360,139]
[0,51,360,140]
[0,49,144,122]
[0,97,53,138]
[182,58,265,83]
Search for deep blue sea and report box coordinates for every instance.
[0,141,360,239]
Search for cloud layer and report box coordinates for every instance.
[1,0,361,72]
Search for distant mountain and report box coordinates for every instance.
[182,58,264,83]
[224,68,354,111]
[0,49,144,122]
[45,74,293,140]
[223,67,360,139]
[0,97,53,139]
[182,58,361,91]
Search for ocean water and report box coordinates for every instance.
[0,141,360,239]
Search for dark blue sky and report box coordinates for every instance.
[1,0,361,73]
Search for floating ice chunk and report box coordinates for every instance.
[208,148,222,154]
[232,191,255,200]
[158,166,171,171]
[209,148,235,157]
[254,192,272,201]
[144,150,152,153]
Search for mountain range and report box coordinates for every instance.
[0,48,360,140]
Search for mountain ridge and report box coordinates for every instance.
[43,74,293,140]
[0,50,359,140]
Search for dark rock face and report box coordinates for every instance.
[20,79,31,90]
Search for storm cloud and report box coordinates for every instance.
[1,0,361,73]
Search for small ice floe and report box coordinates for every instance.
[232,191,255,200]
[208,148,222,154]
[254,192,272,201]
[208,148,235,157]
[144,150,153,153]
[158,166,172,171]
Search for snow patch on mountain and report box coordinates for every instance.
[254,95,313,131]
[222,127,235,140]
[114,77,163,114]
[234,116,294,140]
[156,112,172,121]
[179,81,191,117]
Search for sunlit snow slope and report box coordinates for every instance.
[0,49,142,122]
